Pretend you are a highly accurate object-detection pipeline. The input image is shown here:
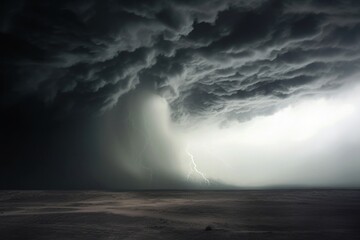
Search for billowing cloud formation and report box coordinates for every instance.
[1,0,360,189]
[2,0,360,119]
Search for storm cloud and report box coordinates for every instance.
[1,0,360,189]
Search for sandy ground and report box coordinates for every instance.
[0,190,359,239]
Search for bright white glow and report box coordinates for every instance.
[231,98,355,145]
[181,85,360,187]
[186,98,355,148]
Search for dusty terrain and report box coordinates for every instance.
[0,190,359,239]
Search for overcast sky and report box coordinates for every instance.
[1,0,360,189]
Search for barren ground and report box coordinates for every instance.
[0,190,359,239]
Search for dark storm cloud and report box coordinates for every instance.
[1,0,360,189]
[2,0,359,120]
[161,0,360,122]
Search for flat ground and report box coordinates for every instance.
[0,190,359,240]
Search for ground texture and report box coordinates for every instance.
[0,190,359,239]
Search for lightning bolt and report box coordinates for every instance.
[185,145,210,184]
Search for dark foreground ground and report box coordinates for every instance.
[0,190,359,240]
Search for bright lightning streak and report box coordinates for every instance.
[185,146,210,184]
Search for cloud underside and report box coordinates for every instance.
[2,0,360,122]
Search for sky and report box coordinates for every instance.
[1,0,360,189]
